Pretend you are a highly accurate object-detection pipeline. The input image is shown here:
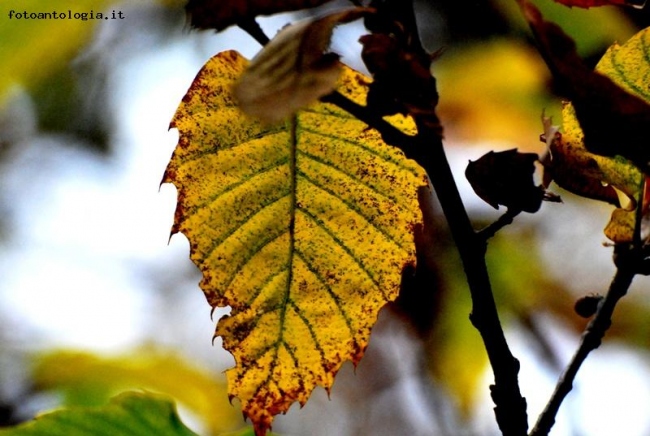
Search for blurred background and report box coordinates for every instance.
[2,0,650,434]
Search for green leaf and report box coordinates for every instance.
[31,350,240,434]
[0,392,198,436]
[163,50,427,434]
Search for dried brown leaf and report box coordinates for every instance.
[519,0,650,173]
[232,8,372,123]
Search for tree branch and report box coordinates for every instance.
[411,122,528,436]
[321,92,415,152]
[328,0,529,432]
[530,260,636,435]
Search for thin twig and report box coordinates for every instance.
[530,263,636,435]
[237,18,270,46]
[478,209,522,241]
[321,92,415,152]
[533,178,647,435]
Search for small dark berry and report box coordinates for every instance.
[574,294,603,318]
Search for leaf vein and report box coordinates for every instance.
[298,149,406,208]
[297,208,386,299]
[609,49,648,99]
[197,191,290,267]
[173,124,287,164]
[297,167,411,253]
[282,340,300,369]
[288,299,327,365]
[294,250,355,336]
[220,225,289,293]
[245,265,291,307]
[299,126,420,177]
[181,156,289,222]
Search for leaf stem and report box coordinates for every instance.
[530,262,636,436]
[238,19,270,46]
[478,209,522,241]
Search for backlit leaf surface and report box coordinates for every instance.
[543,27,650,242]
[163,51,427,434]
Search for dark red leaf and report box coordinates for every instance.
[552,0,645,8]
[186,0,333,31]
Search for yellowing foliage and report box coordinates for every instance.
[435,39,556,146]
[163,51,427,434]
[552,27,650,242]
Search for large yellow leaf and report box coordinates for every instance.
[546,27,650,242]
[163,51,427,434]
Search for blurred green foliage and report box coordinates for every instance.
[29,350,243,435]
[0,391,198,436]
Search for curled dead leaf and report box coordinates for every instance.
[233,8,373,123]
[465,149,545,213]
[519,0,650,174]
